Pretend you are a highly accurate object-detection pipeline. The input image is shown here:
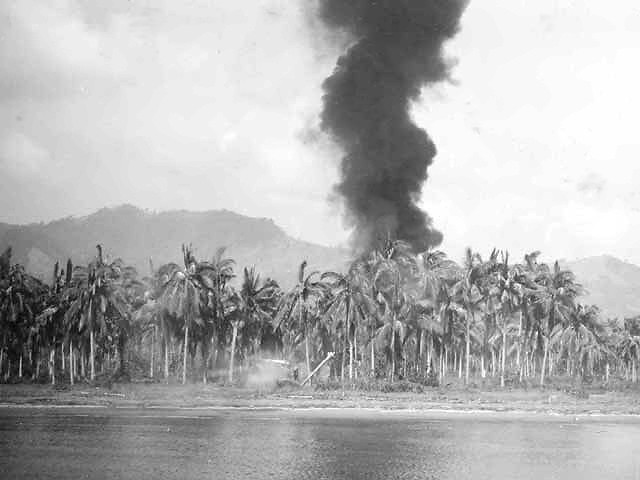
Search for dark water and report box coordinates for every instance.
[1,407,639,479]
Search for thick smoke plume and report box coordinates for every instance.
[318,0,467,252]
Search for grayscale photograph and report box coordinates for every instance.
[1,0,639,478]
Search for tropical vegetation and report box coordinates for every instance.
[0,240,638,389]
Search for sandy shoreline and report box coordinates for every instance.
[2,383,640,418]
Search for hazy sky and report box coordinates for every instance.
[1,0,640,265]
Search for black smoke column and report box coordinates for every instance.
[319,0,467,252]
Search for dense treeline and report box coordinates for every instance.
[1,240,639,388]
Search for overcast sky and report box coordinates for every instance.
[1,0,640,265]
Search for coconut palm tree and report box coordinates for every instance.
[227,267,279,382]
[534,261,582,387]
[203,247,235,383]
[550,304,606,380]
[159,245,212,384]
[370,239,419,382]
[64,245,128,381]
[322,262,376,381]
[275,260,328,377]
[0,260,45,380]
[450,248,485,385]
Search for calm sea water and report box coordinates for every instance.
[1,407,639,479]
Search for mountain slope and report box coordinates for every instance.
[0,205,350,288]
[563,255,640,320]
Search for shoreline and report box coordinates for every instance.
[2,383,640,418]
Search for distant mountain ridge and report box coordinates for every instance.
[2,206,640,319]
[563,255,640,321]
[0,205,350,289]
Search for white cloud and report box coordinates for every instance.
[0,132,51,178]
[2,0,640,261]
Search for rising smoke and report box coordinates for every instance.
[318,0,468,253]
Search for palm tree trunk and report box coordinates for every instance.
[229,323,238,383]
[540,337,549,387]
[370,329,375,377]
[80,345,86,378]
[70,343,75,385]
[18,355,22,379]
[150,325,155,378]
[354,328,358,380]
[427,333,432,375]
[90,328,96,381]
[61,343,65,373]
[305,335,311,380]
[390,319,396,383]
[465,313,471,385]
[301,301,311,379]
[348,338,353,381]
[182,324,189,385]
[49,348,56,385]
[340,336,345,382]
[164,335,169,381]
[501,329,507,388]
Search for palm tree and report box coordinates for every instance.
[490,251,526,387]
[371,239,418,382]
[111,264,144,380]
[322,262,376,381]
[226,267,279,382]
[160,245,211,384]
[550,304,606,380]
[534,261,581,387]
[418,249,458,377]
[0,260,45,381]
[64,245,128,381]
[450,248,485,385]
[204,247,235,383]
[275,261,327,377]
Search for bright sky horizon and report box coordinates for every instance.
[1,1,639,265]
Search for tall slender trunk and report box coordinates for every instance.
[301,301,311,379]
[61,343,65,372]
[18,355,23,379]
[182,324,189,385]
[90,328,96,381]
[390,316,396,383]
[348,339,353,381]
[426,333,432,375]
[370,328,375,377]
[346,300,352,381]
[229,323,238,383]
[150,325,155,378]
[354,327,358,380]
[540,337,549,387]
[516,311,523,369]
[0,347,4,381]
[49,348,56,385]
[465,313,471,385]
[340,335,345,383]
[80,345,86,378]
[70,343,75,386]
[164,334,169,381]
[305,335,311,380]
[500,329,507,388]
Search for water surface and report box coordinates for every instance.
[1,407,639,479]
